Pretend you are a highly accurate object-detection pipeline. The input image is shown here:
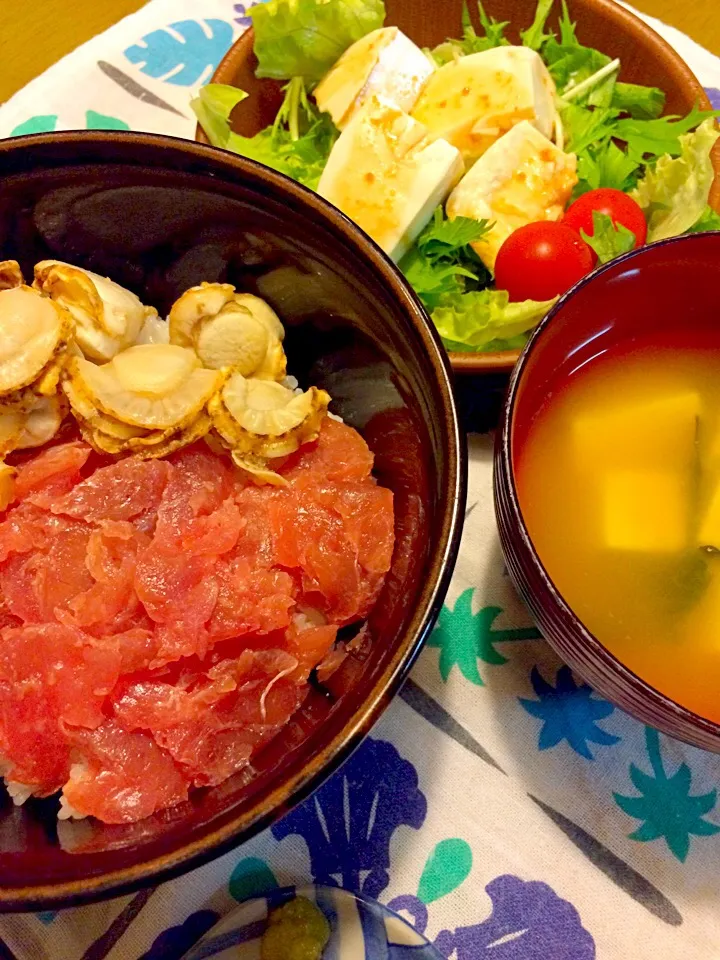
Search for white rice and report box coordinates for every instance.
[5,780,37,807]
[58,794,87,821]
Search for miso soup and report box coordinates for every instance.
[516,337,720,722]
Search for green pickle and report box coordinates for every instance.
[260,896,331,960]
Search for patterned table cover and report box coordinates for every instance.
[1,3,720,957]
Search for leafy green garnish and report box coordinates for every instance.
[519,0,554,51]
[686,205,720,233]
[431,0,508,63]
[560,102,619,155]
[631,117,720,241]
[249,0,385,82]
[192,80,338,190]
[400,208,490,311]
[580,211,636,264]
[575,141,640,195]
[432,289,556,352]
[417,207,492,258]
[611,82,665,120]
[614,104,720,163]
[191,84,248,148]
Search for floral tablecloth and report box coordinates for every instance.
[1,3,720,958]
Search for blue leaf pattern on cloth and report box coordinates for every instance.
[433,875,596,959]
[10,115,58,136]
[139,910,220,959]
[124,20,234,86]
[85,109,130,130]
[520,665,620,759]
[272,736,427,898]
[234,0,270,26]
[705,87,720,109]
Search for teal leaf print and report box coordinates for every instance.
[614,726,720,862]
[520,665,621,759]
[10,115,58,136]
[124,20,234,86]
[85,110,130,131]
[229,856,278,902]
[428,589,541,685]
[417,838,472,903]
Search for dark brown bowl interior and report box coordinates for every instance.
[197,0,720,376]
[494,231,720,753]
[0,131,465,910]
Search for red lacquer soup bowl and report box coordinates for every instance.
[494,232,720,753]
[0,131,466,910]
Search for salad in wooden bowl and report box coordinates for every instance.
[194,0,720,374]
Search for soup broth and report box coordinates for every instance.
[516,338,720,722]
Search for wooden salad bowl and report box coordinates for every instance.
[197,0,720,376]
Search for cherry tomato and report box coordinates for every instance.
[563,188,648,247]
[494,222,594,302]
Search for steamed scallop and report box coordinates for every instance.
[211,374,330,459]
[0,261,23,291]
[16,394,67,449]
[0,394,66,457]
[168,283,286,379]
[66,344,222,430]
[0,286,72,395]
[34,261,156,363]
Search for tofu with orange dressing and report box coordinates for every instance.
[317,96,464,262]
[411,46,557,161]
[314,27,435,130]
[446,121,577,269]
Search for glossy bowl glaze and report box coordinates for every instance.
[495,232,720,753]
[0,131,466,910]
[197,0,720,376]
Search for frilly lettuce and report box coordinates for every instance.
[249,0,386,82]
[631,118,720,241]
[432,290,556,352]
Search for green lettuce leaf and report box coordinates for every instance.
[575,140,640,195]
[193,80,338,190]
[614,104,720,163]
[519,0,554,51]
[191,84,248,148]
[249,0,386,82]
[431,1,508,63]
[432,289,556,351]
[560,102,619,154]
[417,207,492,258]
[631,117,720,241]
[580,211,636,263]
[611,82,665,120]
[686,205,720,233]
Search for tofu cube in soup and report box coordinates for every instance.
[318,96,464,262]
[314,27,435,130]
[602,470,689,553]
[446,121,577,269]
[572,391,701,471]
[412,46,557,161]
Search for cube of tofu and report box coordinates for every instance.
[317,96,464,262]
[573,391,701,473]
[411,46,557,161]
[445,121,577,269]
[314,27,435,130]
[603,471,688,553]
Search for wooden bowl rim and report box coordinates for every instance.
[196,0,720,376]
